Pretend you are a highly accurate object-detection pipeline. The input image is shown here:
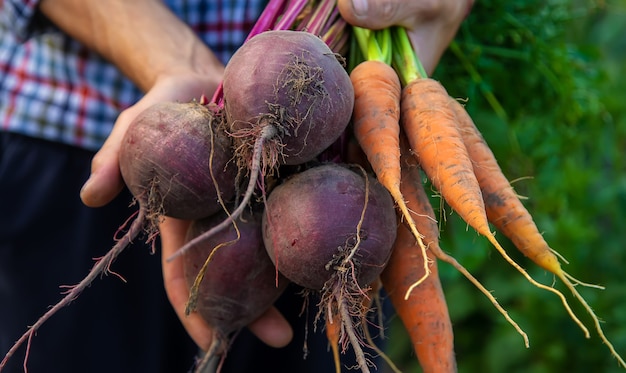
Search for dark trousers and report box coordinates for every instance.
[0,132,199,372]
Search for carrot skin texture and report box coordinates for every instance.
[400,79,573,312]
[401,79,489,236]
[351,60,402,191]
[381,151,456,373]
[450,98,560,272]
[351,59,431,284]
[381,223,456,373]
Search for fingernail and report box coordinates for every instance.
[80,176,92,199]
[352,0,368,16]
[81,176,89,190]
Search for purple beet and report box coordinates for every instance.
[182,206,289,370]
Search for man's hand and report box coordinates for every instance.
[338,0,474,75]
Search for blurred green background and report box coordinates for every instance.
[385,0,626,372]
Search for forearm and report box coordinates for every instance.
[39,0,223,91]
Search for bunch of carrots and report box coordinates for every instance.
[344,25,626,372]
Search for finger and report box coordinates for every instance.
[79,115,128,207]
[247,306,293,348]
[80,96,170,207]
[337,0,473,35]
[337,0,422,30]
[79,99,151,207]
[160,217,215,350]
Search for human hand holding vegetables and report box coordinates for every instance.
[39,0,293,353]
[337,0,474,74]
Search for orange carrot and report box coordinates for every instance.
[396,134,529,346]
[399,78,582,328]
[451,97,626,367]
[381,133,531,372]
[381,211,457,373]
[379,130,456,373]
[400,78,487,235]
[350,59,430,286]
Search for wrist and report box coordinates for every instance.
[147,41,225,95]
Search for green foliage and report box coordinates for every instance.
[385,0,626,372]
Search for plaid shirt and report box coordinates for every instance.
[0,0,267,151]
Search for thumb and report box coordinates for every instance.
[80,102,149,207]
[337,0,418,30]
[337,0,472,31]
[79,116,128,207]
